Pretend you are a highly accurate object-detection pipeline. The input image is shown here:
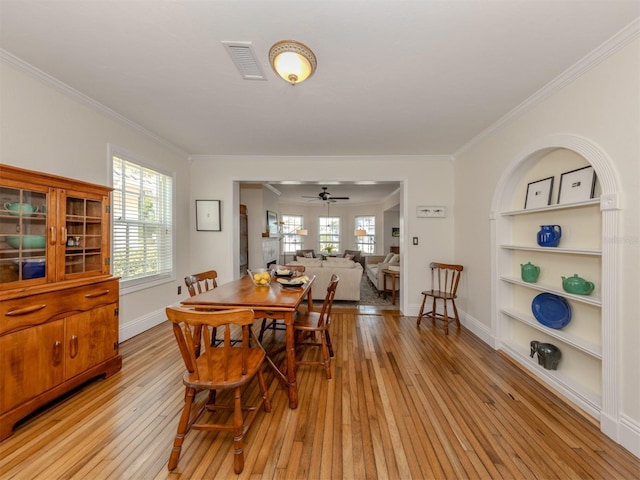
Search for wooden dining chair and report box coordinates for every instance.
[166,306,271,475]
[184,270,218,297]
[417,262,463,335]
[258,265,306,342]
[293,274,339,379]
[185,270,223,345]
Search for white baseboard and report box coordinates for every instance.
[619,414,640,458]
[119,307,168,342]
[459,309,496,348]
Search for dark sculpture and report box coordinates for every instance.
[530,341,561,370]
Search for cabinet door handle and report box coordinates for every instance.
[49,226,57,245]
[84,290,110,298]
[69,335,78,358]
[60,226,67,246]
[53,340,62,366]
[5,304,47,316]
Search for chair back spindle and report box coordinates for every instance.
[184,270,218,297]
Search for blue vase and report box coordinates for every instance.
[537,225,562,247]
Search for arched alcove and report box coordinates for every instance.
[491,134,621,440]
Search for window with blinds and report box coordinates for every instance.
[319,216,340,253]
[112,154,174,287]
[281,214,304,254]
[355,215,376,254]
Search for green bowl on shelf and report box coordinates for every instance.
[6,235,46,249]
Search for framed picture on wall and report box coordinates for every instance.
[267,210,278,237]
[416,205,446,218]
[524,176,554,209]
[392,227,400,237]
[557,166,596,204]
[195,200,221,231]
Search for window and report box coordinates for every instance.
[319,216,340,253]
[355,215,376,254]
[281,214,304,254]
[112,154,174,289]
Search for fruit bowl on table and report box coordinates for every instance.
[247,268,273,287]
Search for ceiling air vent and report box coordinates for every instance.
[222,41,267,80]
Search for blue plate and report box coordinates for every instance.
[531,293,571,329]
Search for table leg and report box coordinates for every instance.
[391,275,397,305]
[284,311,298,409]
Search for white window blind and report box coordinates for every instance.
[282,215,304,253]
[112,155,173,286]
[355,215,376,254]
[319,216,340,253]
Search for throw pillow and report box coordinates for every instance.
[303,251,314,258]
[344,254,354,260]
[389,253,400,264]
[382,253,395,264]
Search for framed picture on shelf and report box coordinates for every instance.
[524,176,554,209]
[195,200,221,231]
[267,210,278,237]
[558,166,596,204]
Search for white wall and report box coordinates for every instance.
[189,156,454,314]
[454,38,640,454]
[0,61,191,341]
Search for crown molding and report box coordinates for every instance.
[0,49,189,157]
[454,18,640,158]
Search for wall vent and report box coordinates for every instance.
[222,41,267,80]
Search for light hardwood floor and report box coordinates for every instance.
[1,310,638,479]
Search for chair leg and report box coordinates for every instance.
[258,319,268,342]
[321,331,332,380]
[417,294,428,325]
[452,299,461,329]
[257,369,272,412]
[442,299,449,335]
[325,329,334,358]
[232,387,245,474]
[431,298,437,328]
[168,386,195,471]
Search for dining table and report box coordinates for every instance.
[181,273,315,409]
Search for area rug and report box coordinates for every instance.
[315,274,396,308]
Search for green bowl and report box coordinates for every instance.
[6,235,46,249]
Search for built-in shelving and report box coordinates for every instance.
[501,198,600,216]
[495,154,603,419]
[499,275,601,306]
[498,340,602,413]
[500,245,601,256]
[500,307,601,357]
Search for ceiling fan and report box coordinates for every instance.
[302,187,350,203]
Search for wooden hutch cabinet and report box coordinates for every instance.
[0,164,121,440]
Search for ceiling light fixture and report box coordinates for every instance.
[269,40,317,85]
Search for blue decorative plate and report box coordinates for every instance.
[531,293,571,329]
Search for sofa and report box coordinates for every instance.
[365,252,400,293]
[287,256,363,301]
